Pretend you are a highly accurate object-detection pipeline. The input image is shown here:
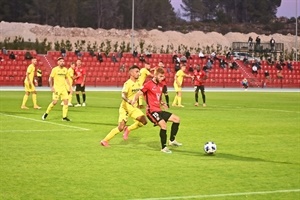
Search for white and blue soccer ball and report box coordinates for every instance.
[204,141,217,154]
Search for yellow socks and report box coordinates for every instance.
[103,127,120,141]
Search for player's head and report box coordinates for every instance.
[154,67,165,83]
[76,59,81,66]
[57,57,65,67]
[129,65,140,80]
[181,64,187,70]
[144,62,150,69]
[31,57,37,65]
[70,62,75,68]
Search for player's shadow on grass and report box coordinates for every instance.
[216,153,298,165]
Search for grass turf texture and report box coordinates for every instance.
[0,91,299,200]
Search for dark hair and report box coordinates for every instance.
[57,57,64,61]
[129,65,140,71]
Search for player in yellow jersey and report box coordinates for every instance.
[172,64,193,107]
[137,62,153,108]
[42,57,73,121]
[60,62,75,106]
[100,65,147,147]
[21,57,41,109]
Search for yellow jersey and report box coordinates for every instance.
[174,69,186,86]
[24,64,35,84]
[67,67,74,85]
[50,66,70,91]
[121,79,141,109]
[138,68,151,85]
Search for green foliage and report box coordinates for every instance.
[0,91,299,199]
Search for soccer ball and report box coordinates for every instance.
[204,141,217,154]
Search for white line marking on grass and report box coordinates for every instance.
[0,129,71,133]
[0,113,90,131]
[130,189,300,200]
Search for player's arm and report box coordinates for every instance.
[174,74,181,86]
[25,71,32,88]
[66,78,73,94]
[48,76,55,93]
[122,92,132,104]
[131,90,143,106]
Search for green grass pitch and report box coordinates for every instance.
[0,90,299,200]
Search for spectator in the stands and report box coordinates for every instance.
[180,55,187,63]
[133,49,138,58]
[275,61,283,71]
[248,36,253,47]
[219,59,228,69]
[241,78,249,91]
[287,60,293,71]
[226,51,231,60]
[117,49,123,59]
[89,49,95,57]
[9,51,16,60]
[206,59,212,70]
[2,47,7,55]
[174,63,180,72]
[74,48,82,58]
[61,48,66,57]
[277,70,283,79]
[172,50,179,63]
[188,64,194,72]
[252,65,258,76]
[231,61,239,70]
[139,54,146,63]
[97,52,103,63]
[198,51,206,59]
[145,49,152,58]
[185,50,192,59]
[111,54,118,63]
[25,51,33,60]
[267,56,273,65]
[119,63,126,72]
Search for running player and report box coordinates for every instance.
[132,67,182,153]
[42,57,72,121]
[21,57,41,109]
[193,65,207,107]
[172,64,193,107]
[100,65,147,147]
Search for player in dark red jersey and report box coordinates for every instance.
[193,65,207,107]
[131,67,182,154]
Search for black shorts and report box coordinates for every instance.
[195,85,205,92]
[75,84,85,92]
[162,85,168,94]
[147,111,172,125]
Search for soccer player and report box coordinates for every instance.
[132,67,182,153]
[42,57,72,121]
[74,59,87,107]
[100,65,147,147]
[21,57,41,109]
[193,65,207,107]
[61,62,76,106]
[137,62,153,108]
[172,64,193,107]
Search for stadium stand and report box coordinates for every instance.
[0,50,299,88]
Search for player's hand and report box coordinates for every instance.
[29,82,32,89]
[162,103,168,110]
[81,83,85,87]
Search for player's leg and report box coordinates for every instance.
[163,111,182,146]
[194,86,200,106]
[200,85,206,107]
[42,92,59,120]
[82,86,86,106]
[172,84,178,106]
[177,90,184,107]
[32,88,41,109]
[75,84,81,107]
[21,89,30,109]
[101,108,127,146]
[61,90,70,121]
[123,108,147,140]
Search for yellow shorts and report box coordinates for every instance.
[118,106,144,123]
[24,82,36,92]
[173,84,182,92]
[52,89,69,101]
